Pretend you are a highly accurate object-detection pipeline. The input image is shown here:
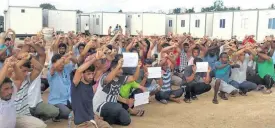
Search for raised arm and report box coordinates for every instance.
[127,61,142,83]
[109,31,121,45]
[104,58,123,85]
[73,55,97,86]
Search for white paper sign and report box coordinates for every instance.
[122,53,138,67]
[134,92,150,107]
[196,62,208,72]
[148,67,161,78]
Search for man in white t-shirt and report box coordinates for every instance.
[0,57,46,128]
[85,24,90,36]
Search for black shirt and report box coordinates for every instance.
[71,79,95,125]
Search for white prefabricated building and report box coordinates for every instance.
[77,13,91,33]
[126,13,166,36]
[166,14,177,35]
[91,12,126,35]
[44,10,77,33]
[176,14,190,35]
[189,13,213,38]
[212,11,233,39]
[4,6,43,36]
[232,10,258,40]
[257,9,275,40]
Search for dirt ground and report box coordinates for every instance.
[43,88,275,128]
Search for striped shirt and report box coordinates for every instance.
[161,69,172,92]
[179,51,188,71]
[15,75,31,116]
[93,73,128,115]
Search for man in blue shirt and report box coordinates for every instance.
[47,53,76,120]
[212,52,238,104]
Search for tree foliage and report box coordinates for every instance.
[172,8,195,14]
[201,0,240,12]
[270,4,275,9]
[76,10,83,14]
[39,3,56,10]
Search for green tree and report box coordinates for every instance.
[173,8,181,14]
[201,0,240,12]
[76,10,83,14]
[185,7,195,13]
[118,10,123,13]
[39,3,56,10]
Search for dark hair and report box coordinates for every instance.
[144,59,153,65]
[58,43,67,49]
[183,43,189,47]
[22,61,31,69]
[110,60,119,69]
[115,54,123,60]
[51,54,62,64]
[193,57,203,65]
[106,45,113,50]
[153,54,158,59]
[130,47,138,52]
[84,65,95,73]
[219,52,228,58]
[78,43,86,50]
[0,77,12,88]
[161,43,170,48]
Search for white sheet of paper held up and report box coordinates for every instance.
[148,67,161,78]
[196,62,208,72]
[134,92,150,107]
[122,53,138,67]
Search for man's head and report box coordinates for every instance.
[110,60,123,76]
[238,52,246,61]
[0,78,13,101]
[82,65,96,84]
[192,47,200,57]
[144,59,153,71]
[86,24,88,26]
[78,43,86,54]
[21,61,32,78]
[193,57,203,65]
[58,43,67,55]
[183,43,189,52]
[208,49,216,57]
[51,54,64,72]
[161,43,173,53]
[219,52,229,64]
[109,26,112,29]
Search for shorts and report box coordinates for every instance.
[210,78,237,94]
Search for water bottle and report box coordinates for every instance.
[68,112,73,128]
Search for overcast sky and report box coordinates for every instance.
[0,0,274,15]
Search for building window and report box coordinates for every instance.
[21,9,25,13]
[138,15,140,17]
[241,18,248,29]
[268,18,275,29]
[220,19,226,28]
[195,20,200,28]
[181,20,185,27]
[96,18,99,25]
[169,20,172,27]
[128,15,132,18]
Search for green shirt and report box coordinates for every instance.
[256,57,275,80]
[119,81,140,98]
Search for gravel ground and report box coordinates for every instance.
[43,88,275,128]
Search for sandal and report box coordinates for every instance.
[263,90,272,94]
[212,99,219,104]
[191,96,198,100]
[184,98,191,103]
[218,93,228,100]
[131,110,145,117]
[239,91,247,96]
